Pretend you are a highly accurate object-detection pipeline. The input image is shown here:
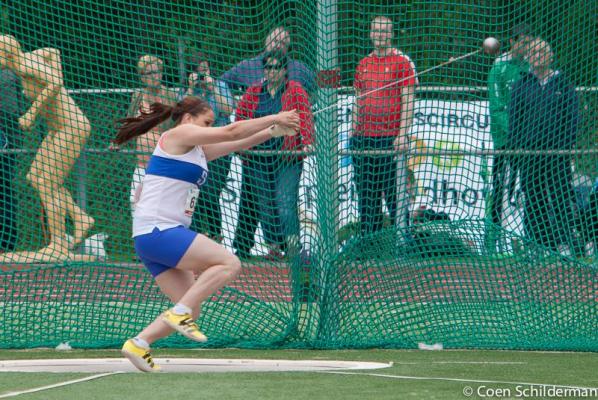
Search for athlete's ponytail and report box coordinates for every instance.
[113,96,211,145]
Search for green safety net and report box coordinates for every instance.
[0,1,596,350]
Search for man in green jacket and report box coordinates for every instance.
[486,23,532,253]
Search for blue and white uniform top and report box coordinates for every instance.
[132,134,209,237]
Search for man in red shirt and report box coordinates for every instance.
[352,16,417,235]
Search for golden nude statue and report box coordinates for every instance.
[0,35,96,263]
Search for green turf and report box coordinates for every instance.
[0,349,596,399]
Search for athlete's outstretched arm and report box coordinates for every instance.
[166,110,299,147]
[203,125,295,161]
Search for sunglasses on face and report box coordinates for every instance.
[141,70,161,76]
[264,64,283,70]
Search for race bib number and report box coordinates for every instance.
[184,188,200,217]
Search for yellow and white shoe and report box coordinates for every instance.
[161,309,207,342]
[121,339,161,372]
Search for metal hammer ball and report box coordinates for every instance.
[483,37,500,55]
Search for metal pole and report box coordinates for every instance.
[177,36,187,90]
[314,0,339,344]
[75,153,88,211]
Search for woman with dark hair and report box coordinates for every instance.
[115,96,299,372]
[232,51,314,260]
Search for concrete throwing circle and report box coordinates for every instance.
[0,358,392,373]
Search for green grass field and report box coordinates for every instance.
[0,348,596,399]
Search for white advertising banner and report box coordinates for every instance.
[218,95,523,254]
[409,98,493,220]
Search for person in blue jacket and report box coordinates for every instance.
[508,39,582,256]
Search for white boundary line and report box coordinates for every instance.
[431,361,527,365]
[362,361,527,365]
[316,371,598,391]
[0,371,124,399]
